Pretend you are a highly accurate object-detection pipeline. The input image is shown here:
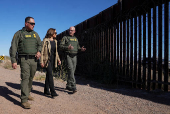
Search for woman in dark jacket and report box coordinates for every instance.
[40,28,61,98]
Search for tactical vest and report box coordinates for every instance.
[65,36,78,53]
[18,30,38,55]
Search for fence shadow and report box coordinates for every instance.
[54,86,75,95]
[32,81,45,88]
[4,77,170,106]
[75,76,170,106]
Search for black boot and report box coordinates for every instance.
[44,88,51,96]
[44,91,51,96]
[51,92,59,98]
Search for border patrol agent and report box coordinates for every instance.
[59,26,86,93]
[10,17,42,109]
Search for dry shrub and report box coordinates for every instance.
[34,75,46,81]
[0,56,13,70]
[3,61,13,70]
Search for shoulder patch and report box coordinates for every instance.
[13,34,16,39]
[33,34,36,38]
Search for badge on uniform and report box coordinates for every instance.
[70,39,75,41]
[33,34,36,38]
[25,35,31,37]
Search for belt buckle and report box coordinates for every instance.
[30,55,34,59]
[25,55,29,60]
[32,55,35,59]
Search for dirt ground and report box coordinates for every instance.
[0,65,170,114]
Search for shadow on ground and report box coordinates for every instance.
[5,81,72,96]
[0,86,20,106]
[75,76,170,106]
[33,81,73,94]
[55,86,75,94]
[4,76,170,106]
[6,82,44,96]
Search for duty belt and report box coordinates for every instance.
[66,53,77,58]
[19,55,35,60]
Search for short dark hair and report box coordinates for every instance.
[25,16,34,22]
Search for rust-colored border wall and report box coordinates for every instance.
[57,0,170,92]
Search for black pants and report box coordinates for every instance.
[44,59,56,95]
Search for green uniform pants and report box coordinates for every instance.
[66,55,77,89]
[20,57,37,103]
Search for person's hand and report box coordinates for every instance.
[12,63,17,69]
[81,46,86,51]
[35,52,41,60]
[58,61,61,65]
[68,44,74,50]
[41,63,44,68]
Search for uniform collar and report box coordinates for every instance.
[69,35,75,37]
[22,27,26,31]
[22,27,33,32]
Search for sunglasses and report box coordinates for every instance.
[54,32,57,34]
[27,22,35,25]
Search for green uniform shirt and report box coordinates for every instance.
[59,35,81,54]
[10,27,42,63]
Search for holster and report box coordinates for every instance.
[16,54,21,65]
[17,57,21,65]
[66,53,77,58]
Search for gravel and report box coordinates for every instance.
[0,65,170,114]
